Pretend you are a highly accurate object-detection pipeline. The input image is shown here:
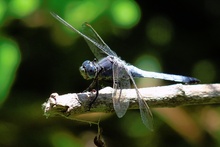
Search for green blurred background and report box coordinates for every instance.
[0,0,220,146]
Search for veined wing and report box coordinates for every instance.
[82,23,118,60]
[112,60,130,118]
[50,12,117,60]
[126,65,154,130]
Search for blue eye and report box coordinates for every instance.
[82,60,90,67]
[81,60,96,79]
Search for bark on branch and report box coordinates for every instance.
[42,84,220,120]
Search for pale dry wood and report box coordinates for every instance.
[42,84,220,120]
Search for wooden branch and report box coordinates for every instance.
[42,84,220,120]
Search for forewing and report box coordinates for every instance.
[82,23,118,60]
[50,12,117,60]
[112,61,130,118]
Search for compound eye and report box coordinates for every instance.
[82,60,91,68]
[87,65,96,77]
[82,61,96,78]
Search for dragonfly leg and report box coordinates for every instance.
[88,79,99,111]
[87,67,103,111]
[84,80,97,92]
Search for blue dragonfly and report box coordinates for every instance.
[51,12,200,130]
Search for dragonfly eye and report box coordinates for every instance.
[86,65,96,78]
[80,60,97,79]
[82,60,91,68]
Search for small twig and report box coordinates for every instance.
[42,84,220,120]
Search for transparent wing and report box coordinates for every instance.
[50,12,117,60]
[136,88,154,131]
[112,61,130,118]
[82,23,118,60]
[126,65,154,130]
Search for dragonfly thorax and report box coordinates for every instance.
[79,60,100,80]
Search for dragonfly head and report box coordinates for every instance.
[79,60,97,80]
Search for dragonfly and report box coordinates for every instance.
[51,12,200,130]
